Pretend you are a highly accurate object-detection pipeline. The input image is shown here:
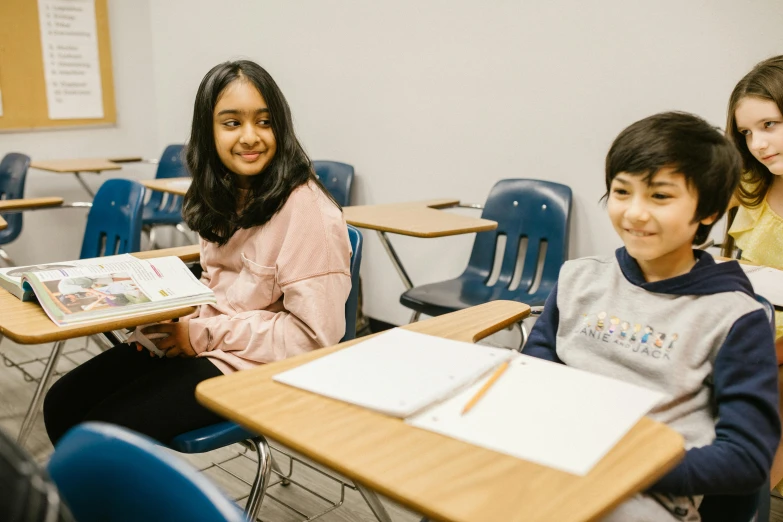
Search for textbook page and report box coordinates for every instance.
[0,254,135,300]
[407,355,664,476]
[273,328,515,418]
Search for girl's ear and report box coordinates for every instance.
[700,212,718,225]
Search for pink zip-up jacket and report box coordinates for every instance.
[187,181,352,374]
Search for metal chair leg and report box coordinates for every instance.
[269,454,290,486]
[355,482,393,522]
[17,340,66,446]
[0,247,16,267]
[148,226,159,250]
[515,321,528,352]
[409,311,421,323]
[244,435,273,521]
[175,223,196,244]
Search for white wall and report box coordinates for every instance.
[2,0,158,265]
[147,0,783,325]
[6,0,783,326]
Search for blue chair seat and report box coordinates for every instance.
[401,277,553,317]
[400,179,571,320]
[170,421,254,454]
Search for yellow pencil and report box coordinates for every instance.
[461,361,510,415]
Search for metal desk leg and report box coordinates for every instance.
[355,482,393,522]
[73,171,96,198]
[17,340,66,446]
[376,231,423,323]
[377,231,413,290]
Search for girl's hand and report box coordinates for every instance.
[141,320,195,358]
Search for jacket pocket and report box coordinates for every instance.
[226,253,277,313]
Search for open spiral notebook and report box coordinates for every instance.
[273,328,664,475]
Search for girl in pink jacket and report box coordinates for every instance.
[44,60,352,445]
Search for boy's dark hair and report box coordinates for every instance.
[182,60,338,246]
[604,111,741,245]
[726,55,783,208]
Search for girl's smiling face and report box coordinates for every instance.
[213,79,277,187]
[734,96,783,176]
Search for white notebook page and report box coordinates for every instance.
[407,355,664,476]
[273,328,514,418]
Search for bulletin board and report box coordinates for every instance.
[0,0,116,131]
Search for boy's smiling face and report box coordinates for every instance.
[607,167,716,282]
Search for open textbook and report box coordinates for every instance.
[273,329,664,476]
[0,254,215,326]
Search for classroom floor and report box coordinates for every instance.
[0,336,420,522]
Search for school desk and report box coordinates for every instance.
[0,197,65,233]
[0,245,201,446]
[30,158,123,198]
[140,177,190,196]
[196,300,685,522]
[0,197,64,212]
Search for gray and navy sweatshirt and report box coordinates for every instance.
[523,248,780,521]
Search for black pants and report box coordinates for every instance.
[43,343,224,446]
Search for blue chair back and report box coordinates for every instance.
[0,153,31,245]
[48,422,245,522]
[313,161,354,207]
[143,144,187,225]
[697,293,774,522]
[80,179,144,259]
[464,178,571,306]
[344,224,363,342]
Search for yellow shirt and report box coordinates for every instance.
[729,198,783,339]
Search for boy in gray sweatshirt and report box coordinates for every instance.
[523,112,780,521]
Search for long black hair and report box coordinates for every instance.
[183,60,337,245]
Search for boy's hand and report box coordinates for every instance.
[141,320,195,358]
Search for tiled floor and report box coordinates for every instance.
[0,335,420,522]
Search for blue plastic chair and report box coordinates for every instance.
[169,224,363,520]
[400,179,572,319]
[697,294,775,522]
[0,153,32,265]
[48,422,244,522]
[143,144,187,227]
[80,179,144,259]
[142,145,189,248]
[313,161,354,207]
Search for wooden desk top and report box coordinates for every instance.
[141,177,191,196]
[31,158,122,173]
[0,216,6,230]
[0,248,202,345]
[343,199,497,238]
[133,244,200,264]
[196,301,684,522]
[0,197,64,212]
